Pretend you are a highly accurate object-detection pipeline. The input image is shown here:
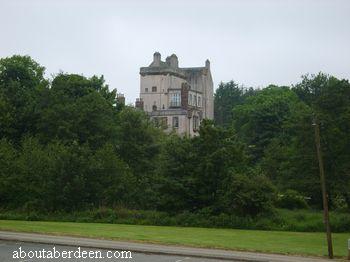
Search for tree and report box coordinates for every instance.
[214,81,253,127]
[0,55,48,143]
[156,120,275,216]
[232,85,308,160]
[36,73,119,148]
[0,139,18,208]
[191,120,249,212]
[156,134,196,212]
[292,73,350,208]
[220,172,276,216]
[116,107,163,209]
[87,143,136,208]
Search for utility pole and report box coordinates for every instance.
[313,116,333,259]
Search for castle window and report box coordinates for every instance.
[170,93,181,107]
[198,96,201,107]
[145,87,148,92]
[193,116,199,131]
[152,86,157,92]
[152,105,157,111]
[172,116,179,128]
[189,94,192,105]
[193,95,197,107]
[159,117,168,129]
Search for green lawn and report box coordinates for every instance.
[0,220,349,258]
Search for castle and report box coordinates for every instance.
[135,52,214,136]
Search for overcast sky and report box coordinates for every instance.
[1,0,349,103]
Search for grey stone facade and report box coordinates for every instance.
[136,52,214,136]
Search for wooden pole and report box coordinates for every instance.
[313,116,333,259]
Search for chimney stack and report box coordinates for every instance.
[170,54,178,68]
[166,54,178,68]
[153,52,161,67]
[205,59,210,69]
[117,93,125,105]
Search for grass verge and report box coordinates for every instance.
[0,220,349,257]
[1,208,350,232]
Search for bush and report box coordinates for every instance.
[276,190,309,209]
[221,172,276,216]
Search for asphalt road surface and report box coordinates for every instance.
[0,240,233,262]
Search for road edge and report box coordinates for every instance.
[0,230,336,262]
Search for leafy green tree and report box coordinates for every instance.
[0,55,46,88]
[191,120,249,211]
[116,107,163,209]
[219,172,276,216]
[0,137,136,212]
[15,138,90,211]
[156,120,275,216]
[214,81,257,127]
[87,143,136,207]
[156,134,196,212]
[36,73,119,148]
[0,55,48,142]
[0,93,15,138]
[0,139,19,208]
[292,73,350,208]
[232,85,308,160]
[2,54,349,218]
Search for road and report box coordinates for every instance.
[0,240,231,262]
[0,231,334,262]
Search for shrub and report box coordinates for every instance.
[221,172,276,216]
[276,189,309,209]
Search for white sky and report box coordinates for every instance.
[1,0,349,103]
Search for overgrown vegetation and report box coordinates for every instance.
[1,208,350,233]
[0,55,349,232]
[215,79,350,210]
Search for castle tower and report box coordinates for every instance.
[137,52,214,136]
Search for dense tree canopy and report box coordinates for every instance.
[214,81,256,127]
[292,74,350,207]
[216,75,350,210]
[0,55,349,220]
